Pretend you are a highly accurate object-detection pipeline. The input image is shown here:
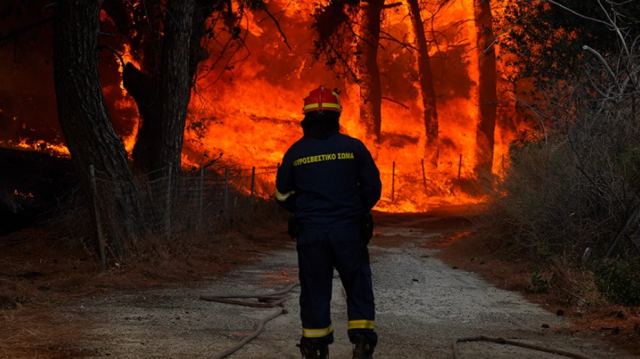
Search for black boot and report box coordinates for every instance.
[298,342,329,359]
[351,332,376,359]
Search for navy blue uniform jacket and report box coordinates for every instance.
[275,133,382,226]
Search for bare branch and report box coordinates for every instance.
[582,45,620,89]
[597,0,630,57]
[380,30,417,51]
[382,96,410,110]
[98,45,126,67]
[261,4,292,50]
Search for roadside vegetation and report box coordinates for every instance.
[490,0,640,306]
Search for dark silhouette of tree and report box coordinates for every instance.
[356,0,384,143]
[52,0,284,255]
[104,0,282,173]
[313,0,387,143]
[53,0,142,255]
[407,0,439,164]
[104,0,217,173]
[474,0,497,178]
[501,0,640,89]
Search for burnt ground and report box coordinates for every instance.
[0,208,638,358]
[0,148,77,235]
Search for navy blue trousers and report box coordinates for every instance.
[296,222,376,345]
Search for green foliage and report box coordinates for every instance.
[529,269,550,293]
[500,0,640,89]
[595,259,640,306]
[492,0,640,307]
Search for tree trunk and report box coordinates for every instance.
[126,0,164,174]
[357,0,383,143]
[189,0,218,78]
[407,0,439,165]
[53,0,141,256]
[122,0,206,174]
[124,63,161,174]
[474,0,498,177]
[156,0,197,172]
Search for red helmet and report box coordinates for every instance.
[303,86,342,113]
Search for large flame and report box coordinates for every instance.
[0,138,70,157]
[1,0,527,213]
[184,0,519,212]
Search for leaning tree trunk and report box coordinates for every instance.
[357,0,384,143]
[407,0,439,165]
[53,0,141,256]
[474,0,498,178]
[126,0,164,174]
[122,0,203,173]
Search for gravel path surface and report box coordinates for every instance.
[63,216,634,358]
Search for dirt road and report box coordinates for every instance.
[52,213,634,358]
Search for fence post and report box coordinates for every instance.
[391,161,396,202]
[197,166,204,231]
[165,166,172,239]
[89,165,106,270]
[224,167,229,220]
[275,163,280,214]
[457,154,462,181]
[420,159,427,192]
[250,166,256,198]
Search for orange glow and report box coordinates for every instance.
[0,139,70,157]
[116,43,140,154]
[183,0,522,212]
[1,0,529,213]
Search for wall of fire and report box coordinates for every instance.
[0,0,528,212]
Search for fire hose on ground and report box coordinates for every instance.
[200,283,593,359]
[451,336,592,359]
[196,218,592,359]
[199,282,299,359]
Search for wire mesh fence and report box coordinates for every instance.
[38,153,501,266]
[88,163,281,267]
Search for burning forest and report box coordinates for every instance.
[1,0,530,214]
[2,0,640,357]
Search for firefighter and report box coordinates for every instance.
[275,86,382,359]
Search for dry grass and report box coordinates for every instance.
[486,24,640,304]
[0,201,289,358]
[435,230,640,356]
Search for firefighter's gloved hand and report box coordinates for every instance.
[287,216,300,240]
[276,192,297,213]
[361,212,374,244]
